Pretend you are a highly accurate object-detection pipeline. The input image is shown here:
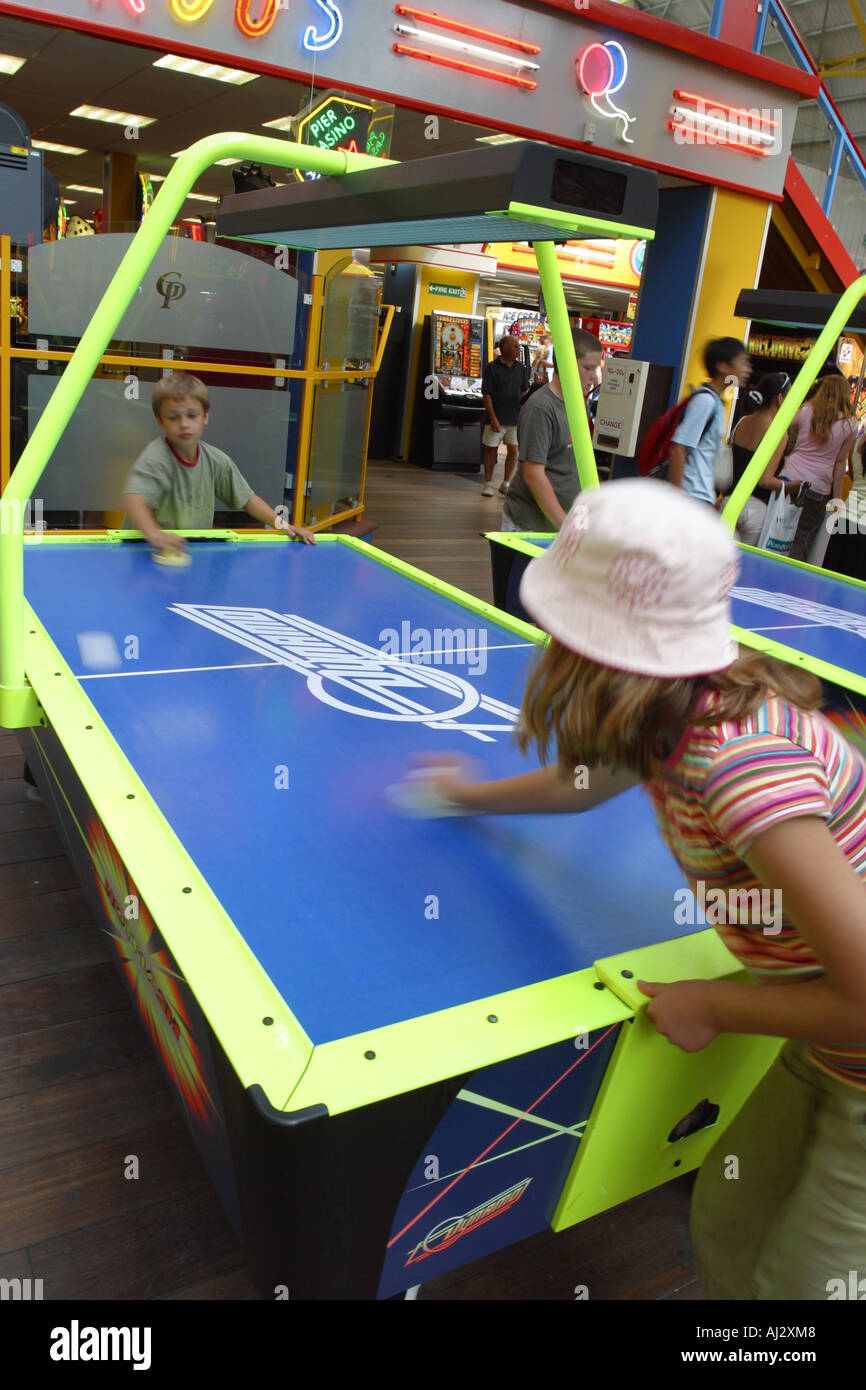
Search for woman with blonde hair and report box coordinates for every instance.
[782,374,857,560]
[401,481,866,1300]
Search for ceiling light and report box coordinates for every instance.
[475,134,525,145]
[153,54,258,84]
[0,53,26,75]
[70,105,155,128]
[185,192,219,203]
[145,172,166,182]
[31,139,87,156]
[262,116,293,132]
[66,184,102,193]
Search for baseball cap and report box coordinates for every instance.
[518,480,740,678]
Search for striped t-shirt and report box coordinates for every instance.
[647,690,866,1089]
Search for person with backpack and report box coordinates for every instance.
[639,339,751,504]
[778,374,857,562]
[727,373,801,546]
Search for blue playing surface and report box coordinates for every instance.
[25,540,696,1045]
[522,540,866,680]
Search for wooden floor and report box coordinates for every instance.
[0,456,707,1302]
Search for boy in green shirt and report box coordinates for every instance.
[122,373,315,555]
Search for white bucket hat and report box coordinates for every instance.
[519,479,740,677]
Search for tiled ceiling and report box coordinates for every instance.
[0,14,495,223]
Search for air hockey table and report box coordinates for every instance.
[18,530,781,1299]
[487,533,866,762]
[1,133,844,1301]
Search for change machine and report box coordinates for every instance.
[592,357,673,464]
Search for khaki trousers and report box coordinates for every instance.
[690,1040,866,1300]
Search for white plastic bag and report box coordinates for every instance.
[757,488,801,555]
[714,443,734,493]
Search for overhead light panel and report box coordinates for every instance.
[0,53,26,75]
[262,116,293,132]
[185,192,220,203]
[32,139,87,155]
[66,184,102,193]
[476,134,525,145]
[70,105,155,128]
[146,172,166,182]
[153,54,257,84]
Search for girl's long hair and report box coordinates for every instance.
[808,375,855,445]
[515,645,822,782]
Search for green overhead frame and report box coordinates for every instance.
[0,134,392,730]
[0,134,655,728]
[721,274,866,534]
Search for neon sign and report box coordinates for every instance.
[168,0,214,19]
[292,93,392,181]
[576,42,635,145]
[236,0,279,39]
[393,5,541,89]
[667,90,776,157]
[147,0,347,45]
[304,0,343,51]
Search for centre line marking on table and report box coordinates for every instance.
[76,661,281,680]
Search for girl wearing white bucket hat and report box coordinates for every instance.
[400,478,866,1301]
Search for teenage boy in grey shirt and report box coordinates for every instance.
[502,328,602,532]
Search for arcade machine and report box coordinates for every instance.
[412,308,485,469]
[580,315,633,358]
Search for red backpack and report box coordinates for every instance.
[637,386,717,478]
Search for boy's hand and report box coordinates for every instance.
[288,524,316,545]
[273,514,316,545]
[154,530,186,554]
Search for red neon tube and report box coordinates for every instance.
[393,44,538,89]
[666,120,770,156]
[394,5,541,54]
[673,90,778,128]
[235,0,279,39]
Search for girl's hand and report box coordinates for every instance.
[636,979,720,1052]
[410,754,483,808]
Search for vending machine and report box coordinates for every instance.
[413,311,486,469]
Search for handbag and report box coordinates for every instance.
[756,486,801,555]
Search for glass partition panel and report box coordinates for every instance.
[26,371,291,516]
[25,235,298,356]
[827,149,866,270]
[305,382,371,526]
[319,264,380,367]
